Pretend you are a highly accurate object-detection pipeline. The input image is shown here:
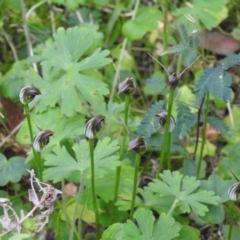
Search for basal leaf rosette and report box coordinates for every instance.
[34,26,111,117]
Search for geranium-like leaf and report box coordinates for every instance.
[43,137,119,183]
[0,154,28,186]
[200,175,234,203]
[33,26,111,117]
[102,208,180,240]
[149,170,220,216]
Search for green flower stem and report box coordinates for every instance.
[228,201,234,240]
[56,212,60,240]
[157,88,174,178]
[24,105,42,181]
[89,139,100,239]
[20,0,38,72]
[162,0,169,75]
[129,153,141,220]
[167,198,178,217]
[193,97,205,162]
[197,92,209,177]
[112,95,130,223]
[109,0,140,101]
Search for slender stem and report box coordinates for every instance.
[25,0,47,20]
[36,151,43,182]
[166,132,171,169]
[228,201,234,240]
[25,105,42,181]
[227,101,234,127]
[110,0,140,101]
[193,96,205,162]
[20,0,38,72]
[162,0,169,77]
[157,88,174,178]
[112,95,130,223]
[167,199,178,217]
[129,153,141,220]
[197,93,209,177]
[89,139,100,239]
[48,0,56,33]
[56,211,60,240]
[2,32,19,61]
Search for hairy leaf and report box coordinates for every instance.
[208,116,229,136]
[194,66,232,103]
[220,53,240,70]
[137,101,165,138]
[176,24,190,46]
[209,70,232,102]
[161,25,199,67]
[175,104,196,138]
[43,137,119,182]
[149,170,220,216]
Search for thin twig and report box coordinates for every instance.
[227,101,234,127]
[2,32,19,61]
[0,121,24,148]
[20,0,38,73]
[25,0,47,20]
[75,10,84,23]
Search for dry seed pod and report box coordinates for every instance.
[228,182,240,201]
[85,115,105,139]
[155,111,176,132]
[33,130,53,152]
[128,136,147,154]
[168,73,179,88]
[19,85,41,105]
[118,77,136,95]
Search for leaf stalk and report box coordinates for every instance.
[25,105,43,181]
[129,153,141,220]
[112,95,130,222]
[89,139,100,239]
[197,92,209,177]
[157,88,174,178]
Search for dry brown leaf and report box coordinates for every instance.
[200,31,240,55]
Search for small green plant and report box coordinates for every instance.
[1,0,240,239]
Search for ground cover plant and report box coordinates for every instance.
[1,0,240,239]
